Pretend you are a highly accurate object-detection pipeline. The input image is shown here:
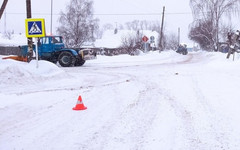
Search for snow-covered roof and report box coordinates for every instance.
[94,30,159,48]
[0,33,27,46]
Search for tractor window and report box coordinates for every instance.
[52,37,62,43]
[41,37,49,44]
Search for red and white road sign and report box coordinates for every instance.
[142,36,149,42]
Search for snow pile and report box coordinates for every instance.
[0,56,65,86]
[90,50,187,67]
[206,52,240,68]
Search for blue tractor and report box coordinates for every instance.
[176,43,188,55]
[4,36,96,67]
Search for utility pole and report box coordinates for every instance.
[159,6,165,52]
[50,0,53,35]
[178,27,180,45]
[0,0,8,20]
[26,0,33,61]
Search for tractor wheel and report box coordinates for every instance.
[183,50,188,55]
[74,59,86,66]
[58,51,76,67]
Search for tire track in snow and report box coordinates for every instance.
[4,71,133,95]
[161,89,201,149]
[190,76,231,149]
[1,52,218,149]
[110,81,161,149]
[78,76,162,150]
[77,54,197,149]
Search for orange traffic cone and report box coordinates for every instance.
[72,95,87,110]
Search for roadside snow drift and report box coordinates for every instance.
[0,57,65,86]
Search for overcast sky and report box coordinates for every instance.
[0,0,193,43]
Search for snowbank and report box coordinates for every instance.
[0,56,65,86]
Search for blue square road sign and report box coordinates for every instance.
[25,18,46,38]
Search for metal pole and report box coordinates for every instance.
[144,42,147,53]
[35,38,39,68]
[50,0,53,35]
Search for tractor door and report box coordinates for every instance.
[38,37,53,57]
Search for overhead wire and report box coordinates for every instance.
[4,12,193,16]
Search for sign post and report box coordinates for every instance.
[25,18,46,68]
[142,35,149,53]
[150,36,155,51]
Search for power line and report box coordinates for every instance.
[94,13,162,16]
[5,10,237,16]
[3,12,193,16]
[94,12,192,16]
[3,12,59,15]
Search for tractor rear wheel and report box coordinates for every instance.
[74,59,85,66]
[58,51,76,67]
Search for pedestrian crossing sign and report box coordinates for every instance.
[25,18,46,37]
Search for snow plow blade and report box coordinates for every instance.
[80,48,97,60]
[2,56,28,62]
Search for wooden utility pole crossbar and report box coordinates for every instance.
[0,0,8,20]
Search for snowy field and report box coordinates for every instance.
[1,51,240,150]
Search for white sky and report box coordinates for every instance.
[0,0,193,42]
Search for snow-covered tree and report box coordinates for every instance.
[57,0,99,47]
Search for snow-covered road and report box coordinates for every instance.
[1,51,240,150]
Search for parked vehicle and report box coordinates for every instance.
[2,36,96,67]
[176,43,188,55]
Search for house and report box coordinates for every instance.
[94,29,159,55]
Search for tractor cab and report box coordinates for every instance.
[38,36,64,56]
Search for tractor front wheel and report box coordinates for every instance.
[58,51,76,67]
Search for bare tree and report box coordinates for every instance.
[219,23,235,42]
[131,20,140,31]
[165,32,179,50]
[57,0,99,47]
[125,22,132,30]
[189,0,240,51]
[120,31,143,55]
[189,19,215,50]
[125,20,160,31]
[102,23,114,31]
[3,30,14,40]
[140,20,149,30]
[150,21,161,32]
